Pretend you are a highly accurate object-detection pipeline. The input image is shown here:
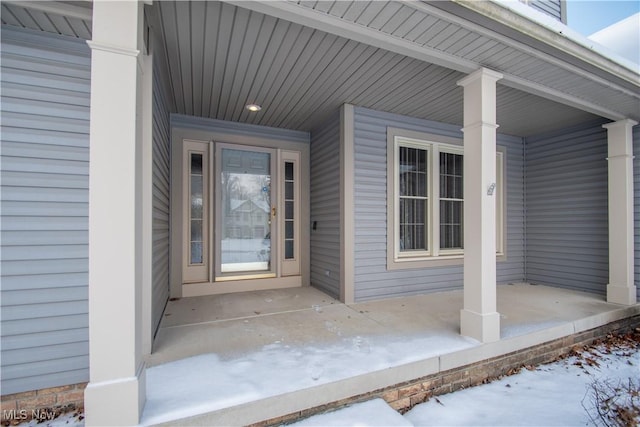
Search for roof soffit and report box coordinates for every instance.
[231,0,638,122]
[147,1,599,136]
[1,1,93,39]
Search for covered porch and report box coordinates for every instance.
[142,284,640,425]
[0,0,638,425]
[80,0,638,424]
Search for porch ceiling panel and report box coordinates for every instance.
[0,0,632,137]
[152,1,469,132]
[495,86,597,137]
[291,0,639,122]
[150,1,601,137]
[1,1,92,40]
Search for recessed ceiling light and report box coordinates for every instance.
[246,103,262,112]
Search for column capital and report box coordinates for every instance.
[461,121,500,132]
[456,67,504,88]
[602,119,638,131]
[86,40,140,58]
[604,119,636,158]
[91,0,144,52]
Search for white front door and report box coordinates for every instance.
[182,141,300,286]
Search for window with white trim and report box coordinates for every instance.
[387,129,505,269]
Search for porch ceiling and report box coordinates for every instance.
[148,1,604,137]
[3,1,635,137]
[1,1,92,39]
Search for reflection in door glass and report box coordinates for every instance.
[221,149,271,273]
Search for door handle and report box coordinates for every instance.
[272,207,277,217]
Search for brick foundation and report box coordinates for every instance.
[1,383,86,424]
[252,314,640,426]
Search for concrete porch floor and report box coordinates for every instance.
[144,284,640,426]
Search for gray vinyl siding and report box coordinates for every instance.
[1,26,90,394]
[526,0,564,22]
[525,121,609,295]
[151,53,172,334]
[310,111,341,299]
[352,107,525,301]
[499,133,527,284]
[171,114,310,144]
[634,125,640,300]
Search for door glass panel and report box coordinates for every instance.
[285,162,294,180]
[285,201,294,219]
[284,161,295,260]
[191,242,202,264]
[285,221,294,239]
[220,149,271,273]
[190,153,204,264]
[285,241,294,259]
[285,182,294,200]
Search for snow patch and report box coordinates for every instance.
[589,13,640,67]
[17,333,638,427]
[140,333,474,425]
[290,399,412,427]
[493,0,639,72]
[14,412,83,427]
[405,342,640,426]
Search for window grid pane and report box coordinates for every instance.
[190,153,204,264]
[440,152,463,250]
[440,201,463,249]
[399,146,428,251]
[284,161,295,260]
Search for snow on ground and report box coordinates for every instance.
[292,334,640,427]
[141,333,476,425]
[15,332,639,427]
[404,349,638,426]
[12,411,84,427]
[291,399,413,427]
[140,315,604,425]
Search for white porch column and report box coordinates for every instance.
[84,1,147,425]
[457,68,503,343]
[604,119,638,305]
[141,53,154,358]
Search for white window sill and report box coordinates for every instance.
[388,252,507,270]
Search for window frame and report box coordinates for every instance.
[386,127,506,270]
[396,140,432,258]
[436,146,465,256]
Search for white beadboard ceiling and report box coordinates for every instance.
[3,0,637,137]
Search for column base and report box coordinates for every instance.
[606,283,638,305]
[84,364,146,426]
[460,309,500,343]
